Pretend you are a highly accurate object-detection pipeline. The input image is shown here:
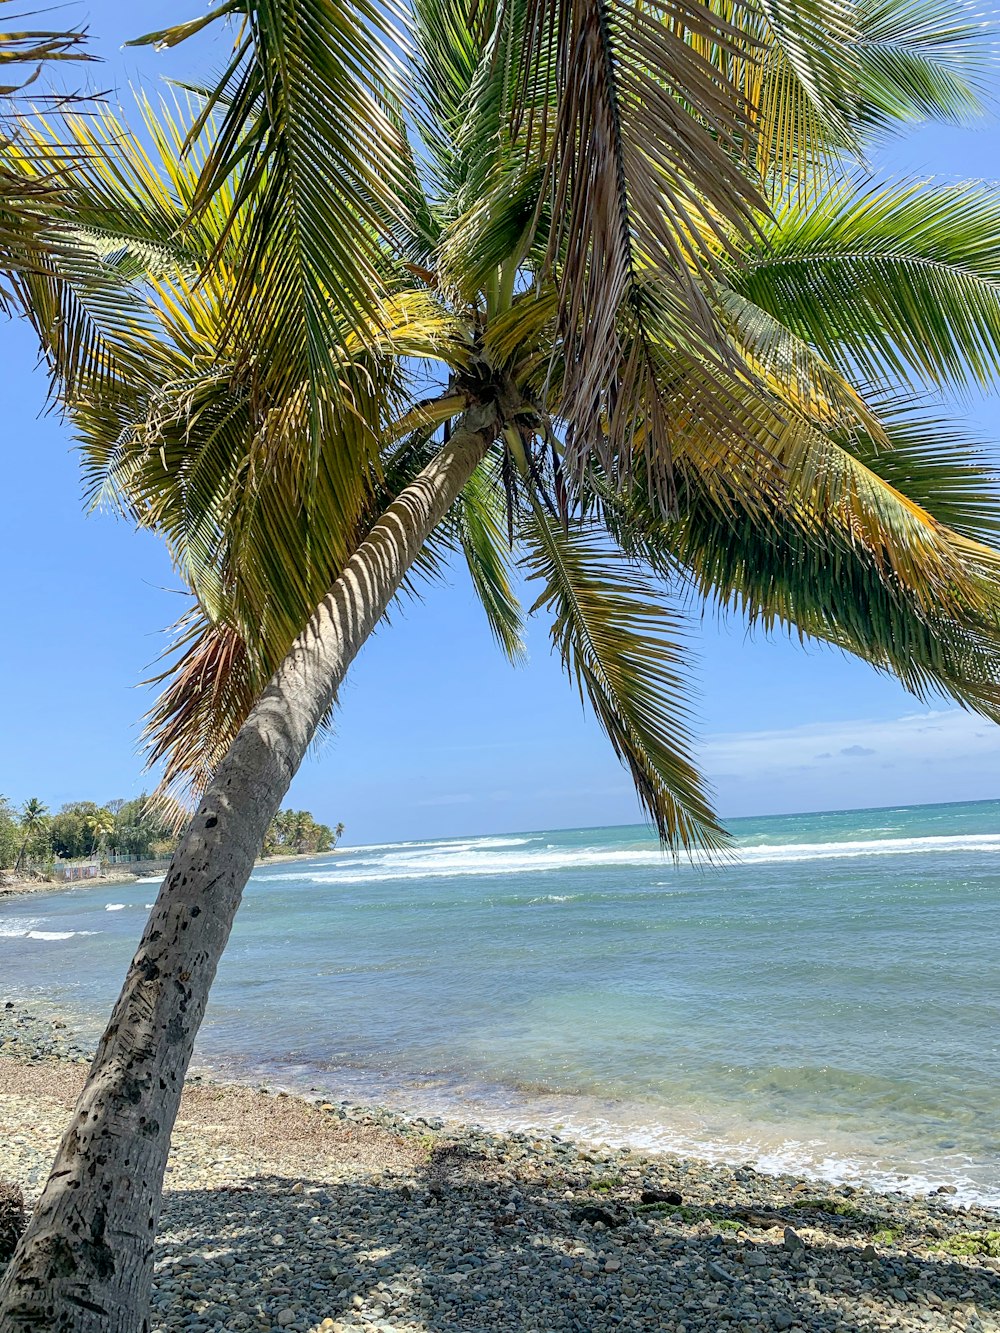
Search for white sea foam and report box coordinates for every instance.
[737,832,1000,863]
[345,835,534,855]
[26,930,98,941]
[264,830,1000,885]
[104,903,127,911]
[0,917,42,937]
[472,1105,1000,1208]
[0,920,98,940]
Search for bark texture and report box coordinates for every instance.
[0,409,496,1333]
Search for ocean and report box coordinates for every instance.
[2,799,999,1204]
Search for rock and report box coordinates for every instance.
[290,1182,304,1195]
[773,1313,795,1331]
[641,1189,683,1206]
[745,1250,768,1267]
[935,1185,959,1195]
[783,1227,806,1252]
[604,1258,622,1272]
[706,1260,736,1282]
[860,1244,880,1264]
[572,1204,623,1228]
[276,1311,295,1326]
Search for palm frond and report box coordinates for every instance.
[513,0,767,493]
[852,0,993,130]
[0,7,93,307]
[608,471,1000,724]
[132,0,412,456]
[522,508,724,852]
[597,387,1000,720]
[851,396,1000,541]
[0,5,91,97]
[453,456,526,661]
[732,175,1000,393]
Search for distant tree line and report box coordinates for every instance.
[262,810,344,857]
[0,795,343,871]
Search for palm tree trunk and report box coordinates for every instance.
[0,404,497,1333]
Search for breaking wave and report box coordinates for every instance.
[267,831,1000,885]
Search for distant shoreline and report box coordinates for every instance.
[0,848,338,900]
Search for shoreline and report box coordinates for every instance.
[2,1005,999,1332]
[0,848,338,900]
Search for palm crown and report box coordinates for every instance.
[8,0,1000,852]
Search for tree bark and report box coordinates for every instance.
[0,406,497,1333]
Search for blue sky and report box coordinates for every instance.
[3,4,1000,844]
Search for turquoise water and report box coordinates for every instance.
[3,799,1000,1202]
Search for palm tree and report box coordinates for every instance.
[85,807,115,858]
[2,0,998,1326]
[13,797,47,872]
[334,822,345,847]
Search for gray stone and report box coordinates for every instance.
[706,1261,737,1282]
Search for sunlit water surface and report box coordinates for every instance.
[3,800,999,1203]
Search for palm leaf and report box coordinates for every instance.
[851,0,993,129]
[732,176,1000,393]
[452,455,526,661]
[522,508,724,852]
[132,0,412,466]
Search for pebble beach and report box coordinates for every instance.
[2,1006,999,1332]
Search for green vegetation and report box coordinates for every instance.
[634,1203,743,1232]
[790,1198,864,1219]
[0,794,340,872]
[932,1231,1000,1258]
[262,809,341,857]
[588,1175,623,1193]
[873,1228,901,1245]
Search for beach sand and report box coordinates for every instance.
[2,1010,1000,1332]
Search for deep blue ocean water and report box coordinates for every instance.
[3,799,999,1202]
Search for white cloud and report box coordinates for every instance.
[700,709,1000,815]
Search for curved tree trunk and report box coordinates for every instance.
[0,406,497,1333]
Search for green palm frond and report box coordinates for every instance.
[610,481,1000,725]
[523,509,725,853]
[132,0,412,442]
[732,176,1000,392]
[452,457,526,662]
[4,101,231,405]
[850,397,1000,541]
[597,389,1000,720]
[851,0,993,129]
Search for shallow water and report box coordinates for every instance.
[3,799,999,1202]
